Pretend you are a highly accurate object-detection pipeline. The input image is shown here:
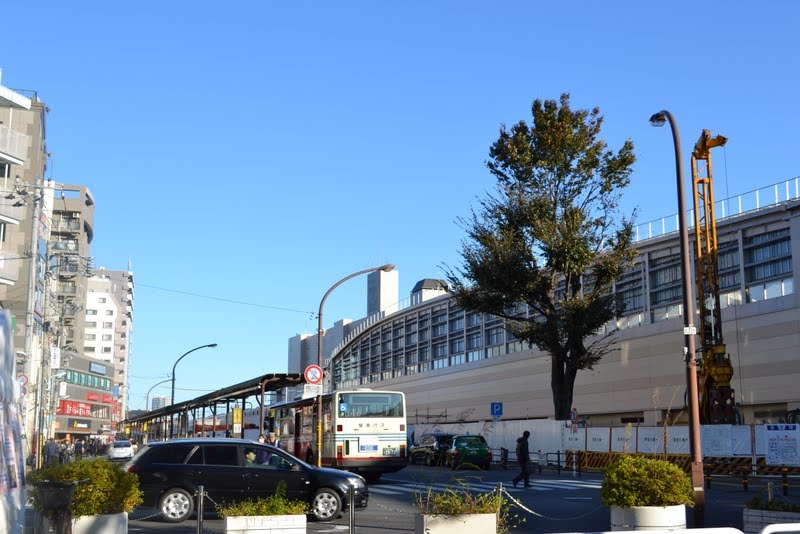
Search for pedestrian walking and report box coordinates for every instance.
[511,430,531,488]
[74,439,84,460]
[45,439,59,467]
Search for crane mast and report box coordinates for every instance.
[691,129,735,424]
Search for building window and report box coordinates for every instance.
[432,323,447,337]
[743,228,793,303]
[86,309,97,315]
[85,346,95,352]
[466,332,481,350]
[449,337,464,354]
[432,342,447,358]
[486,327,504,346]
[85,334,96,341]
[102,334,112,341]
[105,310,114,316]
[466,312,481,327]
[86,321,97,328]
[449,353,465,366]
[99,297,106,303]
[103,322,113,328]
[615,262,644,314]
[432,358,448,370]
[649,253,682,304]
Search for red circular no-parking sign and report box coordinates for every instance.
[304,365,323,385]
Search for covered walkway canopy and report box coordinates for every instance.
[122,372,304,441]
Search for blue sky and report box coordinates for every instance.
[3,2,799,411]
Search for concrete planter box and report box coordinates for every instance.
[610,505,686,531]
[743,508,800,534]
[414,513,497,534]
[223,514,307,533]
[39,511,128,534]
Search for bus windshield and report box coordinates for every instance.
[337,392,404,418]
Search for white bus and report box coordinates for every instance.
[267,389,407,482]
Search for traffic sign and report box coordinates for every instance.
[570,407,578,424]
[17,374,29,396]
[491,402,503,416]
[304,364,323,385]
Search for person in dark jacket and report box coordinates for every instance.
[512,430,531,488]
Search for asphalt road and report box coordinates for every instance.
[120,464,772,533]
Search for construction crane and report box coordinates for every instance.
[690,129,736,424]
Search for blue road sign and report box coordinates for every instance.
[491,402,503,416]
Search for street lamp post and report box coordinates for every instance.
[146,378,172,413]
[650,110,705,526]
[170,343,217,439]
[316,264,395,466]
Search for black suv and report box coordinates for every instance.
[408,433,454,466]
[126,438,368,522]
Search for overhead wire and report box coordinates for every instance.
[137,283,315,315]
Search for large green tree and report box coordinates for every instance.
[446,94,637,420]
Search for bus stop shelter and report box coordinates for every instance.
[121,373,303,442]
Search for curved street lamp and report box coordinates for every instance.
[170,343,218,439]
[145,378,172,413]
[316,264,395,466]
[650,110,705,526]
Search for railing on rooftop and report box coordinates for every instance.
[0,123,30,163]
[633,176,800,243]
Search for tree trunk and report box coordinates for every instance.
[551,354,578,420]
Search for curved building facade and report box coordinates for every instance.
[289,181,800,427]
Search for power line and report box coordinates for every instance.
[137,283,315,315]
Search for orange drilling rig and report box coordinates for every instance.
[690,129,736,424]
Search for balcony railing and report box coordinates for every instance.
[0,193,25,223]
[0,123,30,164]
[0,249,20,283]
[52,220,82,233]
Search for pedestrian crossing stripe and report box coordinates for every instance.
[371,478,601,496]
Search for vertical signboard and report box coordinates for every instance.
[766,424,799,466]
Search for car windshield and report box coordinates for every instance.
[113,442,131,448]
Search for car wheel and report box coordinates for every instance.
[311,488,342,521]
[159,488,194,523]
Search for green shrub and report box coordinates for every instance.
[413,483,523,534]
[746,496,800,513]
[29,458,142,517]
[601,455,693,508]
[215,481,308,517]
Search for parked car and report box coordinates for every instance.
[125,438,368,523]
[108,440,135,461]
[444,434,492,470]
[409,432,454,466]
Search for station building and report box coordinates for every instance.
[289,179,800,427]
